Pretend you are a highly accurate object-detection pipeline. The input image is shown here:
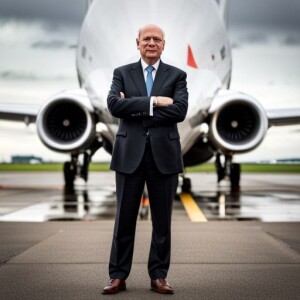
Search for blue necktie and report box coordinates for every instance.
[145,65,154,96]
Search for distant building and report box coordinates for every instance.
[11,155,43,164]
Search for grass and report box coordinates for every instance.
[0,163,110,172]
[0,163,299,173]
[186,163,300,173]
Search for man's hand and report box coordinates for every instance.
[155,96,173,107]
[120,92,125,99]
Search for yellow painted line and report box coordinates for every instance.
[179,193,208,222]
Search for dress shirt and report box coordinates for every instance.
[141,59,160,116]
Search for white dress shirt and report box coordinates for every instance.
[141,59,160,116]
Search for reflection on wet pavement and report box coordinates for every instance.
[49,185,117,221]
[0,173,299,222]
[0,184,117,222]
[0,183,152,222]
[194,190,300,222]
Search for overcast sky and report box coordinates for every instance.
[228,0,300,29]
[0,0,86,24]
[0,0,300,30]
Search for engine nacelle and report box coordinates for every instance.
[36,89,96,152]
[208,90,268,154]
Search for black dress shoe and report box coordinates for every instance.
[102,279,126,294]
[151,278,174,294]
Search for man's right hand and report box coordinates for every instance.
[156,97,173,107]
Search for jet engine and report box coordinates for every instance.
[36,90,96,152]
[208,90,268,154]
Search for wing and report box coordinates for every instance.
[266,108,300,126]
[0,103,39,125]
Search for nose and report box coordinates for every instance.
[148,38,156,46]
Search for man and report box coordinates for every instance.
[103,24,188,295]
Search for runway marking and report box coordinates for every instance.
[179,193,207,222]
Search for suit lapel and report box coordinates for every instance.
[129,60,170,97]
[129,61,147,96]
[151,61,169,96]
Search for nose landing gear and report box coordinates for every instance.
[215,153,240,192]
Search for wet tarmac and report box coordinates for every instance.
[0,172,300,299]
[0,172,299,222]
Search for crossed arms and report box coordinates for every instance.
[107,68,188,126]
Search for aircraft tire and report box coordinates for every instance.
[182,177,192,193]
[230,163,240,192]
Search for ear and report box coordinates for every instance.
[162,40,165,51]
[136,38,140,49]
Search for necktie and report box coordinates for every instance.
[145,65,154,96]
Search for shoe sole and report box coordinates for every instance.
[102,286,126,295]
[151,287,174,294]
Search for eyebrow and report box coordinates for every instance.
[142,36,163,40]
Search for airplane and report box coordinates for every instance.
[0,0,299,193]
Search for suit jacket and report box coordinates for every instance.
[107,60,188,174]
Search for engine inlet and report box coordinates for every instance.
[45,102,87,143]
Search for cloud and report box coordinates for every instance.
[0,19,79,47]
[0,0,86,24]
[0,70,38,80]
[1,0,300,30]
[228,0,300,30]
[284,35,300,45]
[0,19,78,80]
[31,40,75,49]
[0,70,73,80]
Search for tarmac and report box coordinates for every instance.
[0,172,300,299]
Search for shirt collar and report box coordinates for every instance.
[141,58,160,71]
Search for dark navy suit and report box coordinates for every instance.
[107,60,188,280]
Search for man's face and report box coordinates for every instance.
[136,25,165,64]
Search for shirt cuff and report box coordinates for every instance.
[149,96,155,116]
